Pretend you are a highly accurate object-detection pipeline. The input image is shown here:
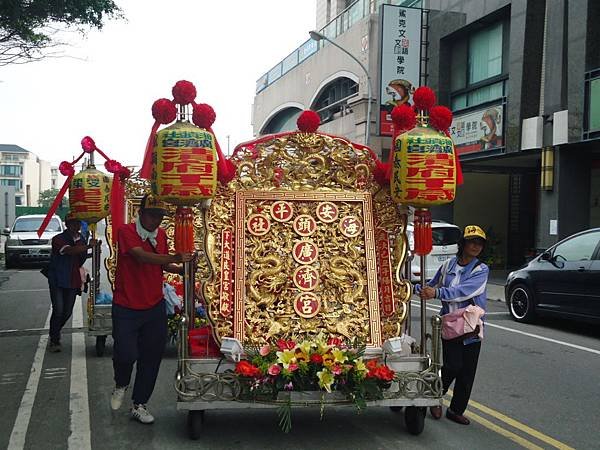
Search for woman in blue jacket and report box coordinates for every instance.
[415,225,489,425]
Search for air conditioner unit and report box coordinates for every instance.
[553,110,568,145]
[521,116,543,150]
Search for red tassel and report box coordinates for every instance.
[140,121,160,179]
[175,207,195,253]
[110,173,126,245]
[454,152,464,185]
[413,209,432,256]
[37,175,72,237]
[209,127,236,185]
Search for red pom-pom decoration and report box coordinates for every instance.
[296,110,320,133]
[413,86,436,111]
[429,105,453,133]
[192,103,216,129]
[81,136,96,153]
[59,161,74,177]
[172,80,197,105]
[104,159,122,174]
[391,104,417,133]
[152,98,177,124]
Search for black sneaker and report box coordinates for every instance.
[48,342,61,353]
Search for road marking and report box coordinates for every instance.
[0,289,48,294]
[411,301,600,356]
[43,367,68,380]
[442,399,544,450]
[8,308,51,449]
[461,395,576,450]
[68,296,91,450]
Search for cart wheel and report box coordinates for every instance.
[187,410,204,440]
[390,406,404,413]
[404,406,426,435]
[95,336,107,357]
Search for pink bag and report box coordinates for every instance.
[441,305,485,342]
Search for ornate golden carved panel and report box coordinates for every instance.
[202,133,412,348]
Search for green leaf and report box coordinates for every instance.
[277,401,292,433]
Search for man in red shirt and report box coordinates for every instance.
[110,194,194,424]
[47,213,94,352]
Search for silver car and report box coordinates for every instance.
[2,214,64,268]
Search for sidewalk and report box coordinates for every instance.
[487,269,508,302]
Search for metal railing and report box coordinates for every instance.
[255,0,422,94]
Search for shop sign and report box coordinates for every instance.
[450,103,504,155]
[378,4,422,136]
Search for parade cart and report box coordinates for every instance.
[132,81,457,439]
[163,122,448,439]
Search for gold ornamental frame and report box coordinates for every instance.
[233,190,382,348]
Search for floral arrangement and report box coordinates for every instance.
[234,334,395,432]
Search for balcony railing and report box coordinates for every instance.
[255,0,422,94]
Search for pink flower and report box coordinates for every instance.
[267,364,281,376]
[259,345,271,356]
[288,363,299,372]
[331,364,343,375]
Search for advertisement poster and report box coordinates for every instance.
[450,103,504,155]
[378,4,422,136]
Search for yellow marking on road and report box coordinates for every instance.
[448,390,575,450]
[442,399,543,450]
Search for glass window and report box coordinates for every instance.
[432,227,462,246]
[589,78,600,133]
[469,23,503,84]
[14,217,61,232]
[0,165,22,176]
[553,231,600,261]
[450,22,505,110]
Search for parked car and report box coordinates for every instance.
[2,214,64,268]
[505,228,600,323]
[406,220,462,282]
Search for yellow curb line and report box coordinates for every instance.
[442,399,543,450]
[447,390,575,450]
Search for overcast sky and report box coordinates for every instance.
[0,0,316,167]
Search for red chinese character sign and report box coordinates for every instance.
[293,266,320,291]
[247,214,271,236]
[292,240,319,265]
[293,292,321,319]
[70,166,111,224]
[271,201,294,222]
[153,122,217,206]
[391,93,457,208]
[316,202,338,223]
[293,214,317,236]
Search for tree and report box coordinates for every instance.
[38,188,65,208]
[0,0,123,66]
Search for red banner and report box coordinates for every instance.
[375,228,395,316]
[220,229,234,317]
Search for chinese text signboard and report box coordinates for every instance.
[450,103,504,155]
[378,4,422,136]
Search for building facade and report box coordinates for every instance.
[0,144,54,207]
[252,0,600,269]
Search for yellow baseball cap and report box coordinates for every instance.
[140,194,169,216]
[463,225,486,241]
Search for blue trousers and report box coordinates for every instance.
[112,300,167,405]
[48,284,78,344]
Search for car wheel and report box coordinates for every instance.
[4,256,15,269]
[508,284,536,323]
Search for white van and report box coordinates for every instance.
[406,220,462,282]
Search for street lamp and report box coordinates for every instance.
[309,30,373,146]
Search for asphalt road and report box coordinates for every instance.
[0,265,598,449]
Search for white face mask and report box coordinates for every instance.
[135,216,158,247]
